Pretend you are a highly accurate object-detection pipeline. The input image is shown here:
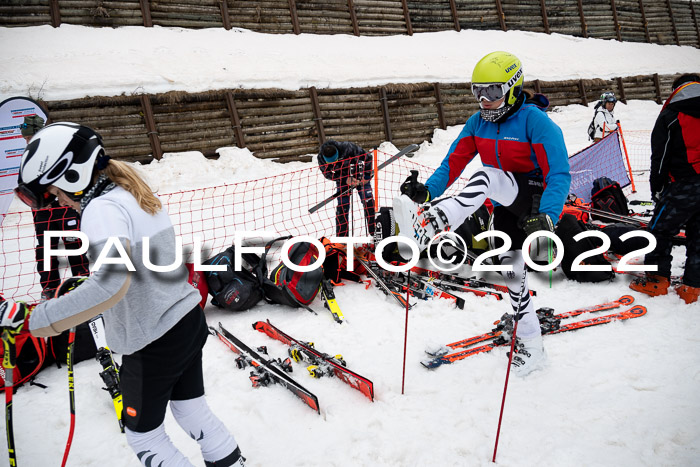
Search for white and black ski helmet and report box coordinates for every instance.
[16,122,104,209]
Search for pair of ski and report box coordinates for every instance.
[422,295,646,369]
[355,254,413,309]
[358,255,517,309]
[210,321,374,413]
[409,265,537,299]
[379,270,466,309]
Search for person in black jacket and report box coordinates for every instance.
[630,74,700,304]
[21,116,89,299]
[317,140,375,237]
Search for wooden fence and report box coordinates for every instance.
[37,73,683,163]
[2,0,699,47]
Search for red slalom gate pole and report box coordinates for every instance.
[492,268,528,462]
[401,271,411,395]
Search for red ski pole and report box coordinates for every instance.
[401,271,411,395]
[61,327,76,467]
[492,267,528,462]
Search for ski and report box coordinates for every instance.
[418,278,503,301]
[253,320,374,401]
[422,297,641,369]
[381,271,466,309]
[88,316,124,433]
[410,265,535,297]
[355,254,412,309]
[603,253,683,284]
[309,144,419,214]
[426,295,634,357]
[320,279,344,324]
[210,323,320,414]
[424,331,503,357]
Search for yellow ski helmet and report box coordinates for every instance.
[471,51,524,106]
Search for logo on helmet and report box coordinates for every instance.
[505,63,518,73]
[506,68,523,88]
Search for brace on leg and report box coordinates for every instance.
[170,396,239,464]
[499,251,541,339]
[436,168,519,228]
[125,423,195,467]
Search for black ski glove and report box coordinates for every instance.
[521,213,554,237]
[400,173,430,204]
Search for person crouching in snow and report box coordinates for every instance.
[2,123,245,466]
[394,51,571,376]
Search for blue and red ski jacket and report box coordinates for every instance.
[425,98,571,222]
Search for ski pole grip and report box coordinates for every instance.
[2,330,16,369]
[409,170,419,185]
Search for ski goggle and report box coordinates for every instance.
[14,182,54,210]
[471,83,510,102]
[472,66,523,103]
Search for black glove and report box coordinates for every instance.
[400,174,430,204]
[521,213,554,237]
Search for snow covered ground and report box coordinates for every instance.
[1,25,699,467]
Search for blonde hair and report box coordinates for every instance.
[101,160,162,215]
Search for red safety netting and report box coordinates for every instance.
[0,148,473,302]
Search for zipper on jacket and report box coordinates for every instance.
[495,123,503,170]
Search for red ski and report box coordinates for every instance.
[422,302,645,369]
[425,295,634,357]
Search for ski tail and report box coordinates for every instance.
[320,280,345,324]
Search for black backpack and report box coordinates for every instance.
[47,322,98,366]
[203,246,263,312]
[601,223,650,255]
[0,330,47,389]
[246,236,324,309]
[555,213,614,283]
[587,102,603,141]
[591,177,629,220]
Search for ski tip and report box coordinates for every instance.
[619,295,635,305]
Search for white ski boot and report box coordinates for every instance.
[392,195,449,252]
[510,333,546,377]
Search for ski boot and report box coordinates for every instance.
[675,284,699,304]
[629,274,670,297]
[393,195,449,252]
[509,334,546,377]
